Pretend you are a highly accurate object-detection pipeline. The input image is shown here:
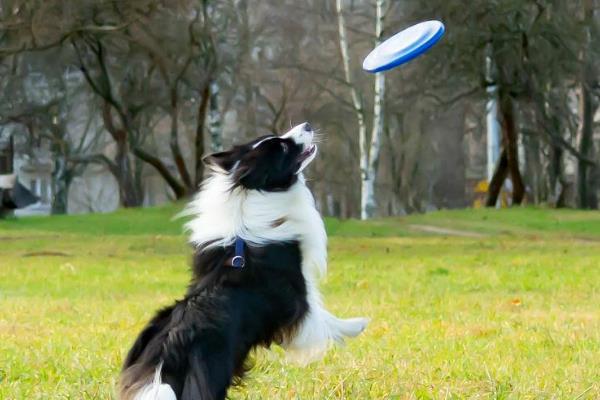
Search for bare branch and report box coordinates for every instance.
[0,19,139,57]
[67,153,118,176]
[132,147,187,199]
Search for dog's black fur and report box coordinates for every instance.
[120,133,313,400]
[121,241,308,400]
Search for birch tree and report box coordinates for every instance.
[208,81,223,152]
[336,0,387,219]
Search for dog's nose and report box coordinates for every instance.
[303,122,312,132]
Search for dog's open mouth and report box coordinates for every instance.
[297,144,316,163]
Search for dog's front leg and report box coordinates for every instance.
[282,281,368,364]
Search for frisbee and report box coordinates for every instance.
[362,20,445,73]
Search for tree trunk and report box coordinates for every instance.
[238,0,256,139]
[361,0,386,219]
[524,130,541,204]
[499,93,525,205]
[336,0,385,220]
[169,87,193,191]
[208,81,223,152]
[577,84,592,208]
[486,148,508,207]
[587,164,598,209]
[51,155,69,214]
[485,53,501,182]
[101,102,142,207]
[336,0,367,218]
[114,133,142,207]
[576,82,598,209]
[0,135,14,174]
[576,0,598,209]
[362,66,382,217]
[549,145,566,208]
[194,84,210,188]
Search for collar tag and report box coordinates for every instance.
[231,236,245,268]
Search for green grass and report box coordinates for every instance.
[5,203,600,238]
[1,206,599,399]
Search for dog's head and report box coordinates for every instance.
[203,123,317,191]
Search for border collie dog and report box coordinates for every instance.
[119,123,368,400]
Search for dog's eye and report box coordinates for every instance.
[281,142,288,153]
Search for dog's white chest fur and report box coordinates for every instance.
[184,173,367,363]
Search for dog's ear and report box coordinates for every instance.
[233,161,272,189]
[202,150,237,171]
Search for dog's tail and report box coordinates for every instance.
[119,299,229,400]
[120,361,176,400]
[327,313,369,339]
[119,305,179,400]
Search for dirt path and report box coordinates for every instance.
[408,224,487,238]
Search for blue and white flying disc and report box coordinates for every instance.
[362,20,445,73]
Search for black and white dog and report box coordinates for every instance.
[119,123,368,400]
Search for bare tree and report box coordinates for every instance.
[3,0,600,215]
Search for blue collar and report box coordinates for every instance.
[231,236,245,268]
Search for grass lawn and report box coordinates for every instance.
[1,206,599,399]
